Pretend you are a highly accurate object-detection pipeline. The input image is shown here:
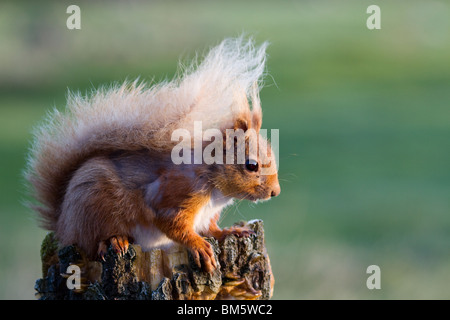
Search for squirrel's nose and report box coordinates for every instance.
[270,184,281,197]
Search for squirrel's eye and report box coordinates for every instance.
[245,159,259,172]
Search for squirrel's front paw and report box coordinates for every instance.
[218,226,255,242]
[189,239,217,273]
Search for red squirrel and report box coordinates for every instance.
[25,37,280,272]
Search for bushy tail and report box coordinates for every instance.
[24,36,268,230]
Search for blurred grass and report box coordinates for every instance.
[1,0,450,299]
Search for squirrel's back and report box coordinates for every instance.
[24,37,268,230]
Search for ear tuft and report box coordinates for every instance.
[250,81,262,132]
[252,108,262,132]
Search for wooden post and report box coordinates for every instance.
[35,220,274,300]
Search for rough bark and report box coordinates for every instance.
[35,219,274,300]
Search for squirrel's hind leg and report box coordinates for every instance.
[58,156,147,260]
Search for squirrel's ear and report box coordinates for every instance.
[223,116,249,150]
[233,117,249,132]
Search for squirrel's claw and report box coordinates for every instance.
[97,241,108,261]
[190,249,202,269]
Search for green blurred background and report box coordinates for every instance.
[1,0,449,299]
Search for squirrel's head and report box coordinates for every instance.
[210,112,280,202]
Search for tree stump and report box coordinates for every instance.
[35,219,274,300]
